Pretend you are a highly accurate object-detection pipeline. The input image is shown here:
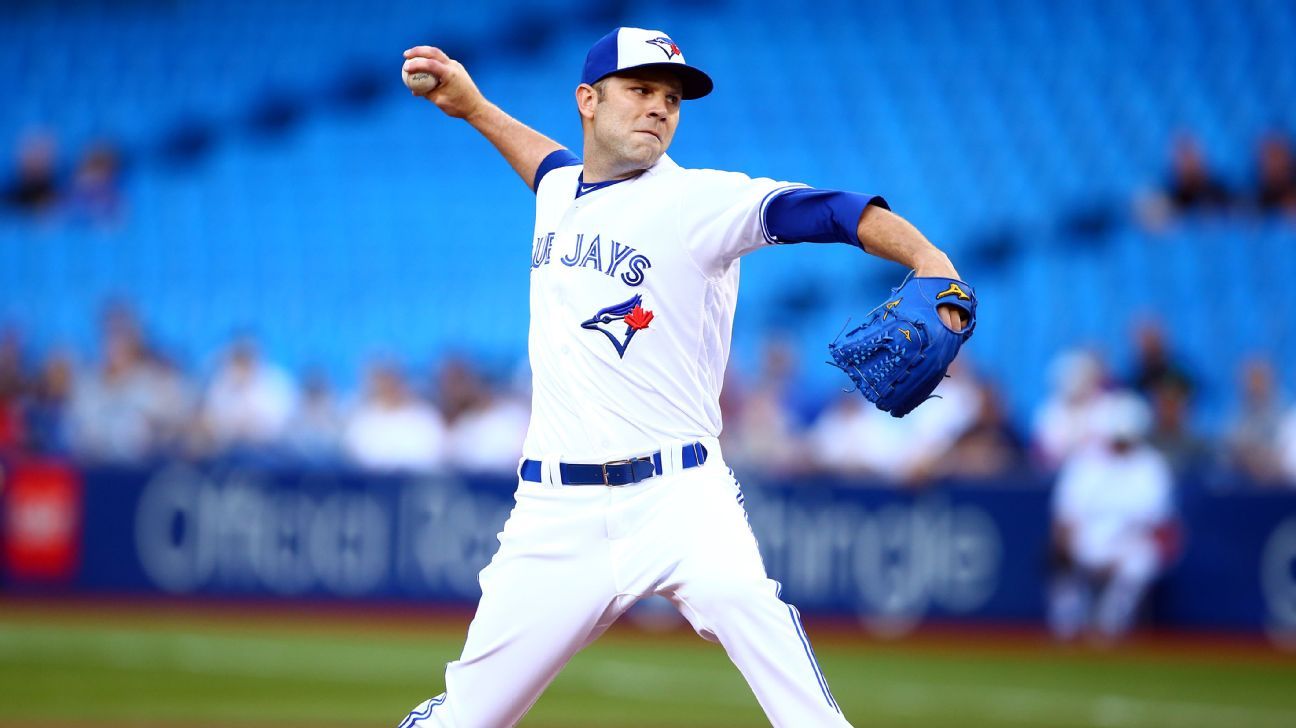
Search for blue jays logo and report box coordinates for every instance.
[645,36,682,59]
[581,294,655,359]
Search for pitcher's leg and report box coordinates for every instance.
[399,486,620,728]
[666,576,850,727]
[656,468,852,727]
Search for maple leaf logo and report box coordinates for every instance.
[625,305,654,330]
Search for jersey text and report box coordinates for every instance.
[533,232,653,287]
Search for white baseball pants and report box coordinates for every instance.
[398,442,851,727]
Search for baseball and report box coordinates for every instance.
[404,70,439,96]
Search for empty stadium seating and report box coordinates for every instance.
[2,0,1293,428]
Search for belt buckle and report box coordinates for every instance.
[601,458,633,486]
[601,456,653,486]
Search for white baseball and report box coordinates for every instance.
[404,70,440,96]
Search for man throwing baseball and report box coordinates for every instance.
[398,27,968,727]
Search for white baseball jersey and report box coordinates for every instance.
[524,154,802,462]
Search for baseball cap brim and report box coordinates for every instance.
[592,62,714,100]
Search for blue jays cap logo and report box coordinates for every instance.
[645,36,682,59]
[581,294,655,359]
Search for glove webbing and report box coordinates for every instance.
[830,330,920,399]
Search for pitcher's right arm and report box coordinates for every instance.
[403,46,567,191]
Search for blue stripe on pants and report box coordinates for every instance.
[399,693,446,728]
[787,605,840,713]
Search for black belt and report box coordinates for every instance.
[520,442,708,486]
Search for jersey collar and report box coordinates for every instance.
[575,173,633,198]
[575,154,679,198]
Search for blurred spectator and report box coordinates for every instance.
[1032,350,1109,469]
[1254,133,1296,214]
[1145,380,1210,476]
[891,364,982,483]
[343,362,446,473]
[1276,407,1296,487]
[806,394,895,478]
[284,371,345,465]
[1137,135,1233,229]
[201,336,296,455]
[904,362,981,462]
[721,339,807,474]
[0,329,27,450]
[1224,358,1285,485]
[94,301,193,453]
[806,366,980,483]
[66,143,124,225]
[435,356,483,426]
[143,351,198,457]
[1128,319,1193,398]
[1163,135,1233,212]
[2,131,59,214]
[1048,392,1176,642]
[447,391,529,475]
[24,350,75,456]
[435,358,529,475]
[927,382,1028,480]
[725,386,806,474]
[66,316,158,462]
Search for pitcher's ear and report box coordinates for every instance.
[576,83,599,120]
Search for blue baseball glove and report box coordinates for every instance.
[827,275,977,417]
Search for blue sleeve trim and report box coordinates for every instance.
[758,184,810,245]
[533,149,582,192]
[763,188,890,247]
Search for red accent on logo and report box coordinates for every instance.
[625,305,654,330]
[669,42,681,56]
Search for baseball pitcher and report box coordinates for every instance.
[398,27,973,727]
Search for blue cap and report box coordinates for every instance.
[581,27,713,100]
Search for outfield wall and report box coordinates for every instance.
[3,460,1295,640]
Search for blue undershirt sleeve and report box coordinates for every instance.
[763,188,890,248]
[533,149,582,192]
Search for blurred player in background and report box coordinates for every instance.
[1048,391,1176,642]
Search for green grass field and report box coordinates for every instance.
[2,601,1294,727]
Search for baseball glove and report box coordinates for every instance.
[827,274,977,417]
